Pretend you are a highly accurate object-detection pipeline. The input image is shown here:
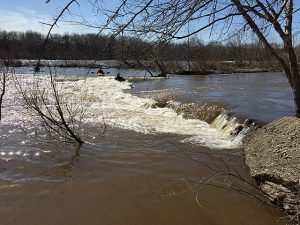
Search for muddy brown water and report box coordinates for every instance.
[0,127,287,225]
[0,71,293,225]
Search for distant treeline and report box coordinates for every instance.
[0,30,299,64]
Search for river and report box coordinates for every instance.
[129,72,294,123]
[0,68,292,225]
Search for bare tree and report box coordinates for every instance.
[0,60,13,121]
[14,68,86,155]
[0,62,7,121]
[11,0,87,154]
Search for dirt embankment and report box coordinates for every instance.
[244,117,300,215]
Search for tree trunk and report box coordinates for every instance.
[0,100,2,121]
[292,78,300,117]
[0,72,6,121]
[284,33,300,117]
[285,54,300,117]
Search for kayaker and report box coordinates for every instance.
[97,68,105,76]
[115,72,125,81]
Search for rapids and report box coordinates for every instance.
[2,76,248,149]
[0,71,291,225]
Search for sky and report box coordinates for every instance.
[0,0,117,34]
[0,0,299,44]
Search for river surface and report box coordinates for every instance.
[0,68,292,225]
[129,72,294,123]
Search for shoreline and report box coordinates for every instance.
[4,59,283,76]
[173,67,281,76]
[243,117,300,220]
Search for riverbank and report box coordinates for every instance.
[173,67,280,75]
[244,117,300,219]
[7,59,282,75]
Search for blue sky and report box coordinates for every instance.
[0,0,299,44]
[0,0,117,34]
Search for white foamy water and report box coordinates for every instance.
[2,76,244,149]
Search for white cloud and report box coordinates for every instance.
[0,8,91,34]
[0,9,47,33]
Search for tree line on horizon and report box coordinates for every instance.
[1,30,299,66]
